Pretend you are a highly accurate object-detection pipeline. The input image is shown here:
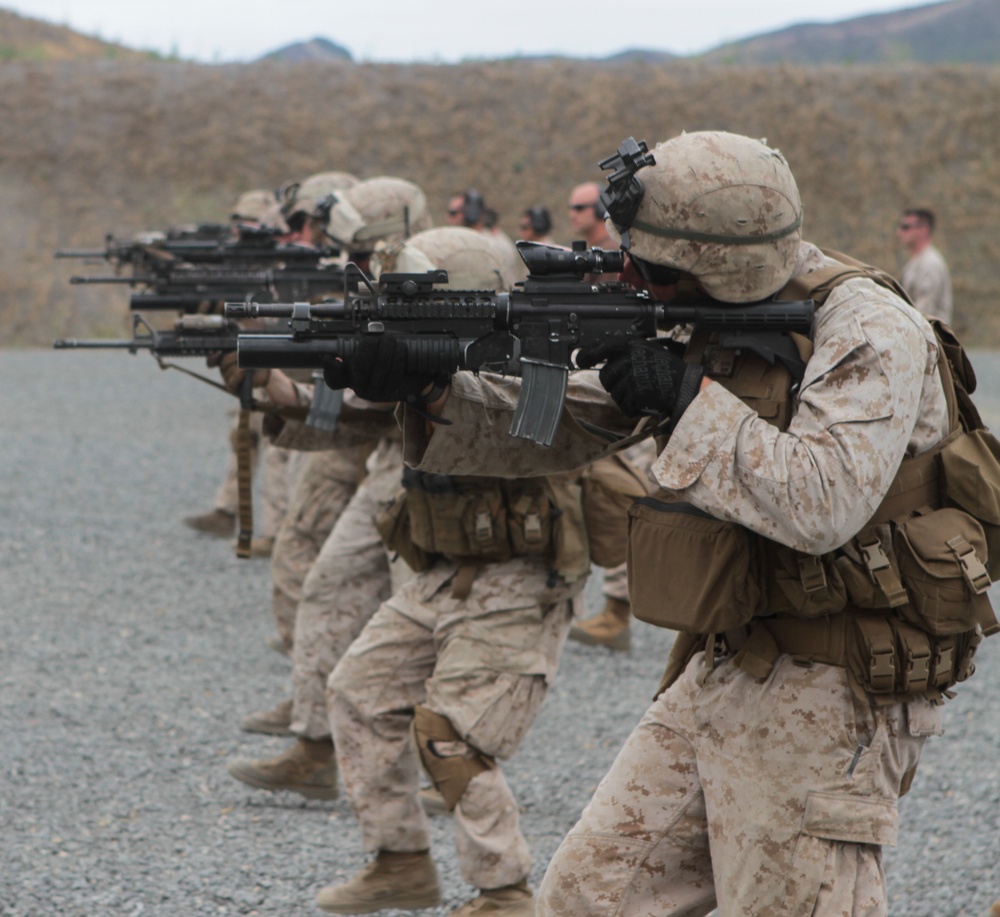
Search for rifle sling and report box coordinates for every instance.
[154,358,232,396]
[235,406,254,559]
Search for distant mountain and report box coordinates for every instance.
[257,37,352,63]
[603,49,679,64]
[0,0,995,67]
[0,7,139,60]
[698,0,1000,64]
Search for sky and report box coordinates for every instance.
[4,0,932,62]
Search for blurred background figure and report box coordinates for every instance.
[446,187,525,287]
[567,181,612,250]
[897,206,953,324]
[516,206,554,244]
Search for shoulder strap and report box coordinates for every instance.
[777,248,913,307]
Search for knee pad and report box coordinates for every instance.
[412,705,495,811]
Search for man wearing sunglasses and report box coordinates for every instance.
[368,129,994,916]
[897,207,953,324]
[567,181,613,252]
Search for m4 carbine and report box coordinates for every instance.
[57,229,341,292]
[224,242,815,447]
[70,265,353,313]
[53,313,246,357]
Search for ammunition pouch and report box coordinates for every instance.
[379,469,590,583]
[727,613,984,704]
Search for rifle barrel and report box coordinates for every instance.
[53,338,144,350]
[70,276,136,285]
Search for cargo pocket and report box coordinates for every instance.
[800,790,899,847]
[784,791,899,917]
[626,498,764,633]
[895,507,991,635]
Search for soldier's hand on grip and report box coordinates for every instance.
[323,333,445,404]
[578,338,701,419]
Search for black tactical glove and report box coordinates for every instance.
[577,338,703,420]
[322,333,447,405]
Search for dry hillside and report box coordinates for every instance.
[704,0,1000,64]
[0,8,139,61]
[2,57,1000,344]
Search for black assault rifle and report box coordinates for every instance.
[56,230,341,288]
[54,313,249,358]
[224,241,815,447]
[69,264,354,312]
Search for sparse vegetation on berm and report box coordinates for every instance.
[3,54,1000,344]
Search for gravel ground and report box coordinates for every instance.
[2,348,999,917]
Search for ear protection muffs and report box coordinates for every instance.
[527,207,552,236]
[462,189,485,227]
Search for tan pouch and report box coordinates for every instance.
[768,546,849,618]
[836,555,893,610]
[407,474,509,560]
[846,615,898,696]
[547,475,591,584]
[894,507,991,635]
[457,486,509,560]
[582,454,650,568]
[375,489,435,573]
[505,485,553,558]
[940,427,1000,578]
[626,497,764,633]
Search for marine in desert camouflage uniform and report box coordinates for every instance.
[303,229,586,917]
[229,225,539,856]
[257,170,365,656]
[227,176,433,749]
[184,186,297,553]
[388,132,994,916]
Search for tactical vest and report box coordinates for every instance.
[629,257,1000,702]
[376,468,591,589]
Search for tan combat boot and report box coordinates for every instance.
[989,899,1000,917]
[568,597,631,651]
[316,849,441,914]
[183,508,235,537]
[227,737,338,800]
[449,880,534,916]
[240,698,293,736]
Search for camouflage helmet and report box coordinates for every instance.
[325,176,433,252]
[604,131,803,303]
[231,188,286,230]
[372,227,507,291]
[279,170,359,222]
